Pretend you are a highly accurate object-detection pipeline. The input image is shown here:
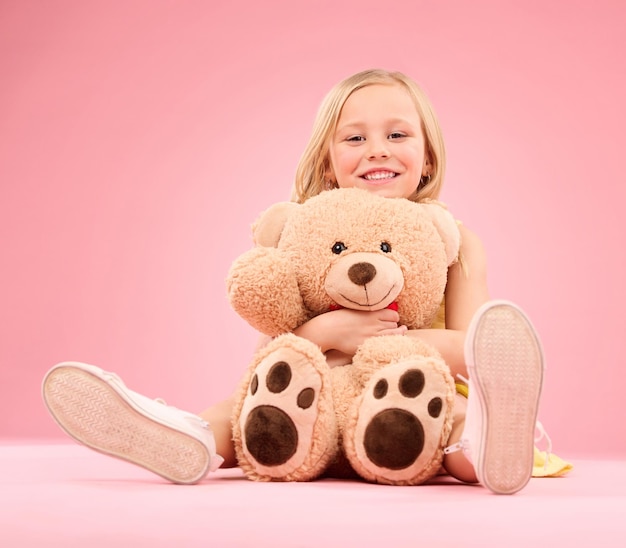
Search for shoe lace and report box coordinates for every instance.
[103,371,125,385]
[105,373,211,431]
[154,397,210,428]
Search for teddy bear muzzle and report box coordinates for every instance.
[324,252,404,310]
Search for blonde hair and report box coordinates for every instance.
[291,69,446,204]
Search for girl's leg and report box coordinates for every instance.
[441,394,477,483]
[199,397,237,468]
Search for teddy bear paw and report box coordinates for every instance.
[235,335,336,481]
[345,358,454,485]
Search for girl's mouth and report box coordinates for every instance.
[361,170,398,183]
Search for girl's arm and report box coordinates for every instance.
[250,308,404,369]
[294,308,406,368]
[294,308,406,354]
[405,224,490,379]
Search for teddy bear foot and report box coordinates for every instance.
[233,334,337,482]
[344,357,455,485]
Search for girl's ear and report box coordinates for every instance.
[420,202,461,265]
[422,150,433,178]
[252,202,299,247]
[324,161,337,188]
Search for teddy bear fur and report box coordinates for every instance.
[227,187,461,485]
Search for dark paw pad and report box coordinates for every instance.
[364,409,424,470]
[244,405,297,466]
[244,360,316,467]
[362,368,444,470]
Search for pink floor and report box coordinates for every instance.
[1,443,624,547]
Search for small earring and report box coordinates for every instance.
[418,174,431,189]
[325,179,336,190]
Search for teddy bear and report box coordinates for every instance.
[226,187,461,485]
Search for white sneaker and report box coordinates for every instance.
[42,362,224,484]
[445,300,544,494]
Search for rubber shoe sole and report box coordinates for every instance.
[465,300,544,494]
[42,363,212,484]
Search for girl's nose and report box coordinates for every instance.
[366,139,390,159]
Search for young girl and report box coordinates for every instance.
[42,69,546,495]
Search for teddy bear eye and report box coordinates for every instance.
[380,241,392,253]
[332,242,347,254]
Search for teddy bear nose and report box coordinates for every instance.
[348,262,377,286]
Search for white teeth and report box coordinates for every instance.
[363,171,396,180]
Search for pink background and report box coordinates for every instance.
[1,0,624,458]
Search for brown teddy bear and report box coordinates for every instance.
[227,187,461,485]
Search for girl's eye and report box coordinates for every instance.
[332,242,347,254]
[347,136,365,142]
[388,132,406,139]
[380,242,392,253]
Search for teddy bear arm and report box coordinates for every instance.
[226,247,309,337]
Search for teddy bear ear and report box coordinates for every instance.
[420,202,461,265]
[252,201,300,247]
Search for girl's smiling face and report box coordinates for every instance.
[327,83,431,199]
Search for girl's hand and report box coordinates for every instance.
[294,308,407,357]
